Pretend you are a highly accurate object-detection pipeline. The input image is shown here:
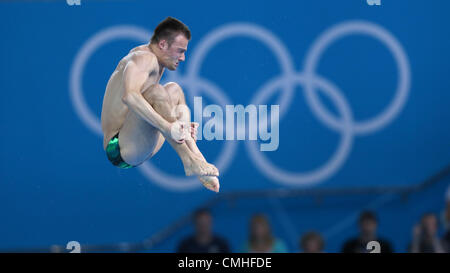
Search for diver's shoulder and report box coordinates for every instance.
[129,48,157,65]
[121,47,156,69]
[129,45,155,56]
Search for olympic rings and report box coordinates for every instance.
[70,20,410,191]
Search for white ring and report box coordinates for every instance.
[186,23,296,119]
[303,20,411,135]
[246,73,354,186]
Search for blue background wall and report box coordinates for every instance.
[1,0,449,252]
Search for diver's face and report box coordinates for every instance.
[161,34,188,70]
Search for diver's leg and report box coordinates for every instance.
[164,82,220,192]
[119,83,218,178]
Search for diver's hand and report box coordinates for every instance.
[190,122,199,142]
[168,121,188,144]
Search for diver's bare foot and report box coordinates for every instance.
[184,156,219,176]
[198,175,220,192]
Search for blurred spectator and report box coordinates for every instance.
[300,231,325,253]
[341,210,393,253]
[442,185,450,252]
[177,208,230,253]
[409,212,445,253]
[241,213,288,253]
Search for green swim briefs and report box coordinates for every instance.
[105,133,134,169]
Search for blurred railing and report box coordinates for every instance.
[3,163,450,253]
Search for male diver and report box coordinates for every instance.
[100,17,220,192]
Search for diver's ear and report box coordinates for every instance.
[158,39,168,50]
[158,40,163,50]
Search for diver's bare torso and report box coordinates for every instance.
[100,45,166,150]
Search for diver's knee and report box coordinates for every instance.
[142,84,167,103]
[164,81,182,93]
[165,82,186,101]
